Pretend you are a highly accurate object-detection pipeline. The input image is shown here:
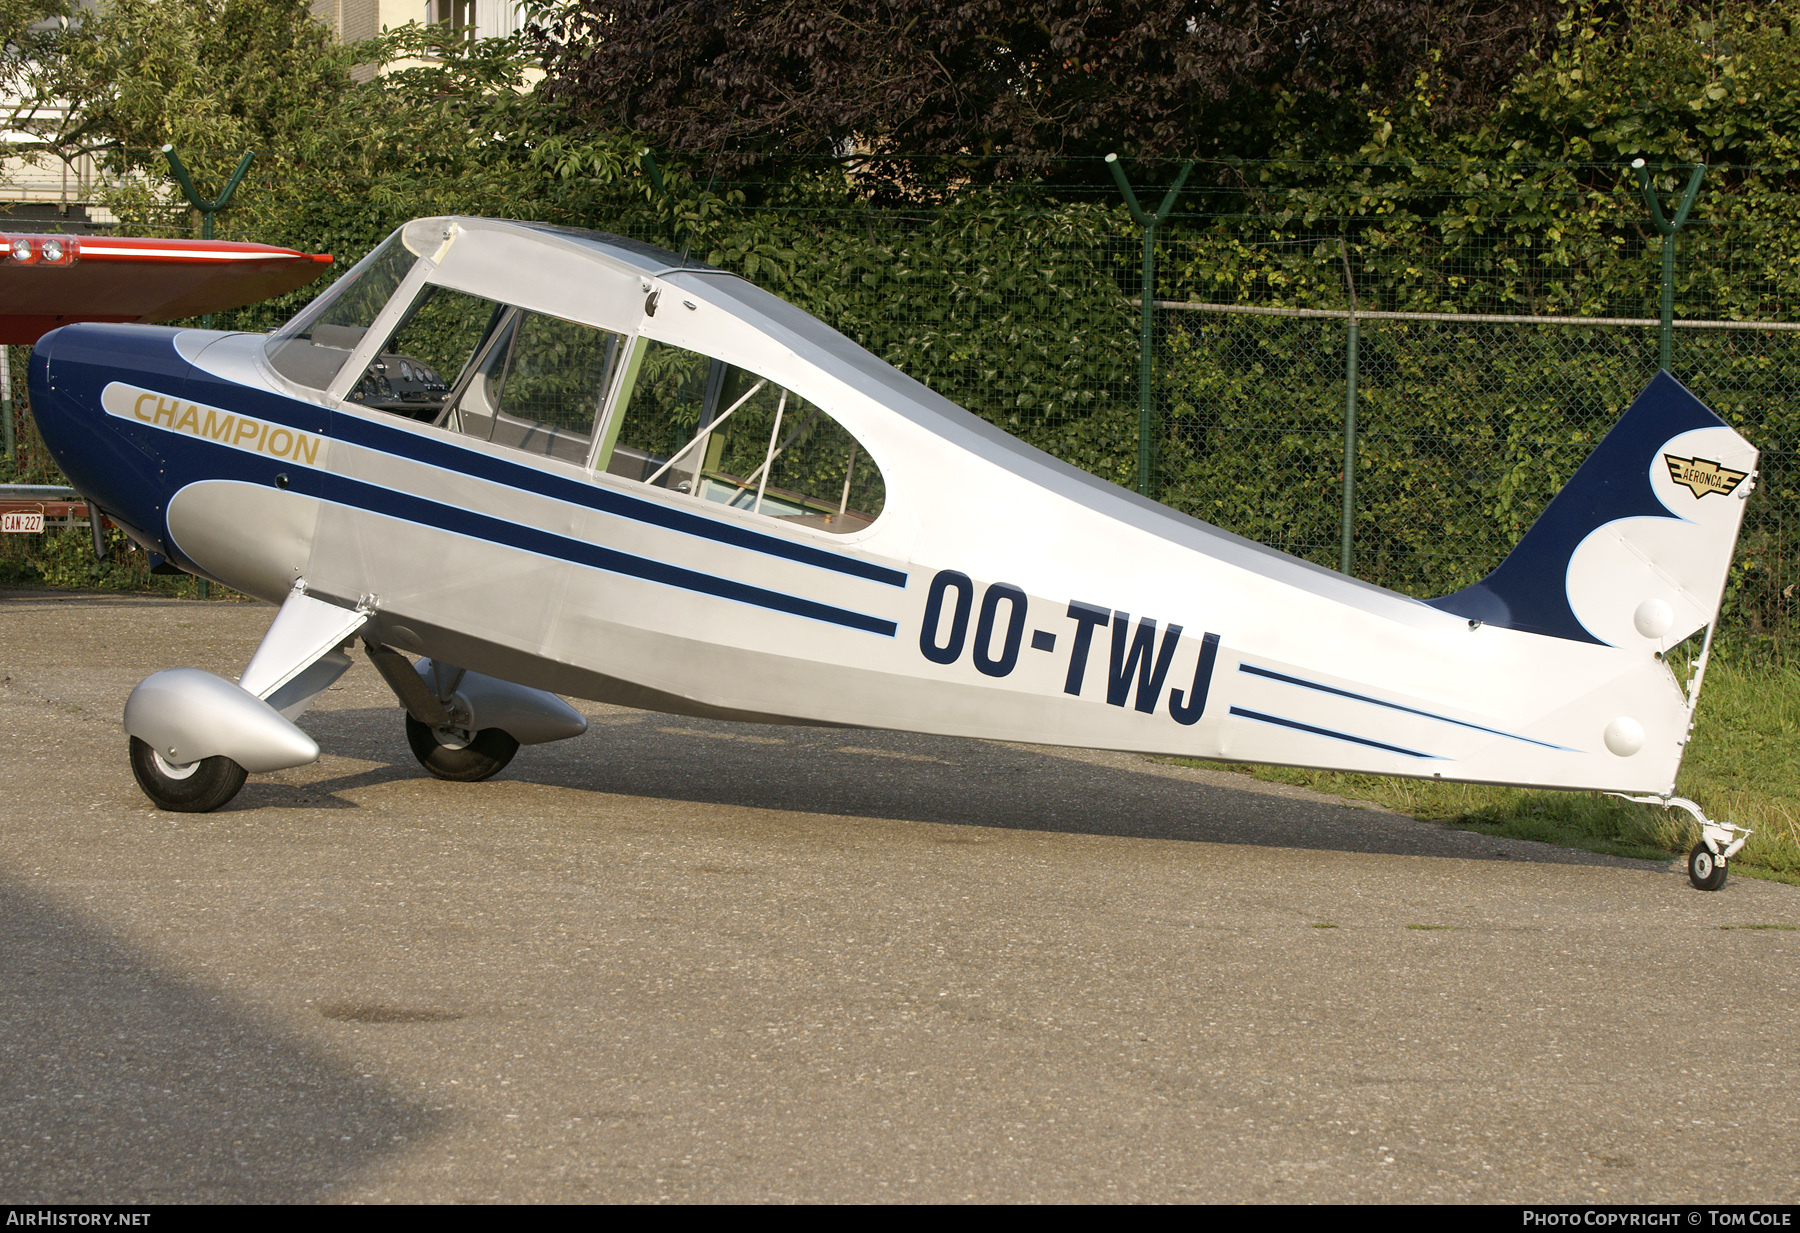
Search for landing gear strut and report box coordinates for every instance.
[363,639,584,784]
[1612,794,1751,891]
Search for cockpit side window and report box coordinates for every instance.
[266,230,418,392]
[441,308,626,464]
[344,283,502,421]
[598,338,884,534]
[336,281,626,468]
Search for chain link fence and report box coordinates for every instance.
[1152,222,1800,657]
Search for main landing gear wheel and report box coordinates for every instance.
[405,714,518,782]
[128,736,248,812]
[1688,842,1729,892]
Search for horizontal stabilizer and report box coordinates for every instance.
[1427,372,1757,647]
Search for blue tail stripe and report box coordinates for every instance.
[1229,706,1441,759]
[1425,372,1724,644]
[1238,663,1575,751]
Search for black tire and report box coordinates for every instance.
[405,713,518,782]
[128,736,248,812]
[1689,841,1729,892]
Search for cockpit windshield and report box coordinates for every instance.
[264,229,418,392]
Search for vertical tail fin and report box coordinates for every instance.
[1428,372,1757,648]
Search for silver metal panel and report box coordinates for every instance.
[319,426,902,612]
[167,482,322,605]
[425,217,651,336]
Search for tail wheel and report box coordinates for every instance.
[1688,842,1729,892]
[128,736,248,812]
[405,714,518,782]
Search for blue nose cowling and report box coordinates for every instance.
[28,324,196,552]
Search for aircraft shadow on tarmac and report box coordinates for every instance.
[265,706,1622,867]
[0,873,443,1203]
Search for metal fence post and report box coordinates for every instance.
[1,345,13,464]
[162,146,255,333]
[162,146,255,244]
[1106,154,1193,499]
[1338,240,1359,576]
[163,145,253,598]
[1630,159,1705,372]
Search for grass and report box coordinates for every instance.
[0,527,249,600]
[1172,659,1800,886]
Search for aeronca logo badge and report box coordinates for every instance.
[1664,454,1748,499]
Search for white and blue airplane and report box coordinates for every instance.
[26,217,1760,889]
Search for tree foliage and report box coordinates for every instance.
[1,0,70,141]
[7,0,1800,640]
[31,0,350,157]
[530,0,1567,172]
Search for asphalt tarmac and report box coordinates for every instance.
[1,590,1795,1203]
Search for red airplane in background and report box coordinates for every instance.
[0,231,332,345]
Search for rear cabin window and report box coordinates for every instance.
[598,338,884,534]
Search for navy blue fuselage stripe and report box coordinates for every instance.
[326,473,898,635]
[1237,663,1573,751]
[1228,706,1440,759]
[325,409,908,589]
[141,419,897,635]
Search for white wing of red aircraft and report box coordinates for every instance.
[0,231,332,345]
[26,216,1760,889]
